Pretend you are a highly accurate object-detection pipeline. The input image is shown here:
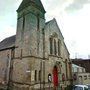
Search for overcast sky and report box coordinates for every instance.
[0,0,90,59]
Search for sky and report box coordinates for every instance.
[0,0,90,59]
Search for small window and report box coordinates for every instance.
[58,39,60,56]
[37,14,40,31]
[20,49,22,59]
[38,70,41,81]
[54,39,57,55]
[21,16,25,41]
[79,76,82,78]
[48,73,52,82]
[84,75,87,80]
[23,16,25,30]
[88,75,90,79]
[35,70,37,81]
[50,38,53,54]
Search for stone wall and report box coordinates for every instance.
[0,49,12,89]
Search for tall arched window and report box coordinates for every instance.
[50,38,53,54]
[54,39,57,55]
[58,40,61,56]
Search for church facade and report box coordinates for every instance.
[0,0,72,90]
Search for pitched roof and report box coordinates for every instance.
[45,19,70,55]
[17,0,46,13]
[0,35,16,50]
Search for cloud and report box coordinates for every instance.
[0,0,22,16]
[0,0,22,41]
[0,25,16,41]
[41,0,73,21]
[65,0,90,13]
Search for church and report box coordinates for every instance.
[0,0,72,90]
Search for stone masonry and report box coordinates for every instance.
[0,0,72,90]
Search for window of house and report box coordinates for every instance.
[37,14,40,31]
[58,39,60,56]
[84,75,87,80]
[79,76,82,78]
[88,75,90,79]
[21,15,25,41]
[23,15,25,30]
[35,70,37,81]
[79,76,82,80]
[20,49,22,59]
[50,38,53,54]
[54,39,57,55]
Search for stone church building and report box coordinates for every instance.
[0,0,72,90]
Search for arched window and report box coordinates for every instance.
[58,40,60,56]
[50,38,53,54]
[54,39,57,55]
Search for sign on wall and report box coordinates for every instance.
[31,71,34,81]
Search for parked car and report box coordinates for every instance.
[86,84,90,90]
[72,85,88,90]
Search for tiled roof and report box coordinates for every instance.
[0,35,16,50]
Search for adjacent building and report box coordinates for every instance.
[0,0,72,90]
[72,58,90,73]
[72,64,90,85]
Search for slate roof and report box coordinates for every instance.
[0,35,16,50]
[17,0,46,13]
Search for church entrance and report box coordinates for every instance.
[53,65,58,90]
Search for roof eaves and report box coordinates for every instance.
[0,46,15,51]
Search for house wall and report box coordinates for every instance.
[72,64,90,85]
[73,72,90,85]
[78,73,90,84]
